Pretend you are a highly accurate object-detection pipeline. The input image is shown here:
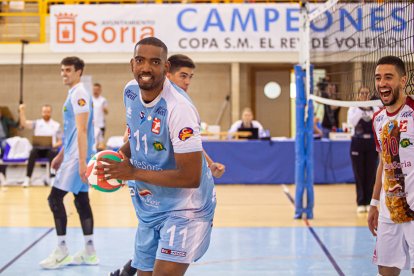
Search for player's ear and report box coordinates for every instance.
[130,58,134,72]
[164,61,170,75]
[401,74,407,88]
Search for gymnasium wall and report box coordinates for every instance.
[0,62,244,140]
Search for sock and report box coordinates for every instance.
[57,235,67,251]
[84,235,95,254]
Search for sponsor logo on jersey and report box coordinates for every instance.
[129,187,135,196]
[155,106,167,116]
[127,124,131,139]
[400,120,408,132]
[152,118,161,134]
[375,115,384,122]
[161,248,187,257]
[400,138,412,148]
[386,184,407,198]
[153,141,166,151]
[131,159,162,171]
[138,189,160,208]
[140,111,145,119]
[400,111,413,118]
[127,107,132,118]
[178,127,194,141]
[125,89,137,101]
[138,189,152,196]
[77,98,86,106]
[384,160,412,170]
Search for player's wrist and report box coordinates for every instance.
[370,198,380,207]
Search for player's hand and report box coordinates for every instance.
[96,151,135,181]
[51,155,63,171]
[367,205,379,236]
[79,160,88,184]
[210,162,226,178]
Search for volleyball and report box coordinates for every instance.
[86,150,124,192]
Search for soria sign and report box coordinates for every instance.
[50,4,410,52]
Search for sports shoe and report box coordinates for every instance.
[357,206,367,213]
[22,176,30,188]
[109,259,136,276]
[72,249,99,265]
[39,247,72,269]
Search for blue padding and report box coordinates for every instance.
[203,139,353,184]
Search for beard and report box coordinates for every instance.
[136,74,164,92]
[139,82,157,91]
[379,86,401,106]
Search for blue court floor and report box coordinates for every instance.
[1,226,411,275]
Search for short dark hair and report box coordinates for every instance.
[168,54,195,73]
[134,37,168,57]
[93,83,101,88]
[376,55,406,76]
[61,56,85,75]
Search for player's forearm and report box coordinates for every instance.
[372,155,383,201]
[119,140,131,158]
[56,147,64,161]
[132,168,201,188]
[75,113,89,162]
[53,139,62,148]
[77,129,88,162]
[203,149,213,167]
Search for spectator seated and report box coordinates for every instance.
[0,137,52,185]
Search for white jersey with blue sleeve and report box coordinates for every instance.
[53,82,95,194]
[124,78,215,227]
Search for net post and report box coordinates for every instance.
[305,65,314,219]
[294,64,306,219]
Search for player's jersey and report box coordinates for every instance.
[123,78,215,227]
[170,81,192,102]
[62,82,95,161]
[373,96,414,223]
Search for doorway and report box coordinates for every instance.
[254,69,291,137]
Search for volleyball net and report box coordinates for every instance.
[294,0,414,219]
[309,0,414,106]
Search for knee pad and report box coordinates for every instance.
[47,193,66,218]
[74,193,92,219]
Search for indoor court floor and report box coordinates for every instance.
[0,184,411,275]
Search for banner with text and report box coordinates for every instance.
[50,4,411,52]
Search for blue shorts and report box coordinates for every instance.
[53,157,89,194]
[132,214,214,271]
